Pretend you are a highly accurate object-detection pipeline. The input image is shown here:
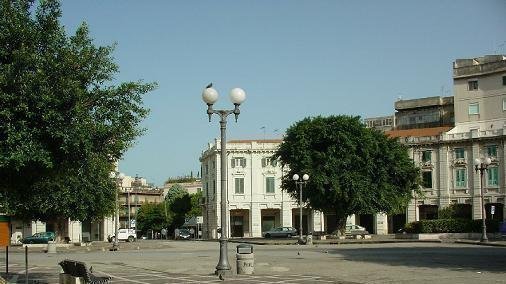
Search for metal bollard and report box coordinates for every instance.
[236,244,254,275]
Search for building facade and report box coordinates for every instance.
[200,139,330,239]
[386,55,506,223]
[7,173,161,244]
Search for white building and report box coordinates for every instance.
[200,139,353,239]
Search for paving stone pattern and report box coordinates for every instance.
[1,263,354,284]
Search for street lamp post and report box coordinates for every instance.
[292,174,309,244]
[474,157,491,243]
[127,188,131,229]
[109,171,125,251]
[202,85,246,278]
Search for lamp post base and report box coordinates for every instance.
[480,236,489,243]
[297,237,305,245]
[109,242,119,251]
[215,268,231,280]
[215,239,231,279]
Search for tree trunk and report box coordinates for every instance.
[335,208,347,236]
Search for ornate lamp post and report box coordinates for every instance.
[292,173,309,244]
[202,84,246,278]
[474,157,491,242]
[109,171,125,251]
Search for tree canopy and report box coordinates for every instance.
[0,0,155,221]
[136,203,170,234]
[274,115,419,233]
[165,184,187,204]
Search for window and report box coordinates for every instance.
[468,80,478,90]
[487,145,497,157]
[422,151,432,162]
[422,171,432,188]
[468,103,479,115]
[455,168,466,188]
[454,148,465,159]
[231,157,246,168]
[235,178,244,194]
[205,164,208,174]
[261,157,278,167]
[487,167,499,186]
[266,177,275,193]
[503,98,506,111]
[503,76,506,86]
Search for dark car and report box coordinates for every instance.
[175,228,191,240]
[262,227,297,238]
[21,232,56,244]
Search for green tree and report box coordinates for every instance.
[274,115,419,234]
[0,0,156,223]
[187,191,203,218]
[136,203,170,235]
[165,184,187,203]
[164,184,191,230]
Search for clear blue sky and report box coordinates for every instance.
[59,1,506,186]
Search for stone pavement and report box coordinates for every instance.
[1,240,505,283]
[1,263,353,283]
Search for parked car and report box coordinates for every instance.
[262,227,297,238]
[175,228,191,240]
[21,232,56,244]
[108,229,137,242]
[345,224,368,235]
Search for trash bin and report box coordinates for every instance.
[47,241,56,254]
[236,244,254,275]
[306,234,313,245]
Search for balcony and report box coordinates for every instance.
[443,129,504,141]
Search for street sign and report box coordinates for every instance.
[491,205,495,215]
[196,216,203,224]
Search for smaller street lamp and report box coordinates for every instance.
[474,157,492,243]
[292,173,309,244]
[109,171,125,251]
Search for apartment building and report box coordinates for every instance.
[200,139,328,239]
[386,55,506,222]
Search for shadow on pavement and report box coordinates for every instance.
[326,246,506,272]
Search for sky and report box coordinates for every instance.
[58,0,506,186]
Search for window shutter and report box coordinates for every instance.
[241,158,246,167]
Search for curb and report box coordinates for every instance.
[454,240,506,247]
[228,239,443,246]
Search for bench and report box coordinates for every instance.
[59,259,111,284]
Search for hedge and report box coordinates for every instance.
[404,219,500,234]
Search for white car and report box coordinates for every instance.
[108,229,137,242]
[345,224,368,235]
